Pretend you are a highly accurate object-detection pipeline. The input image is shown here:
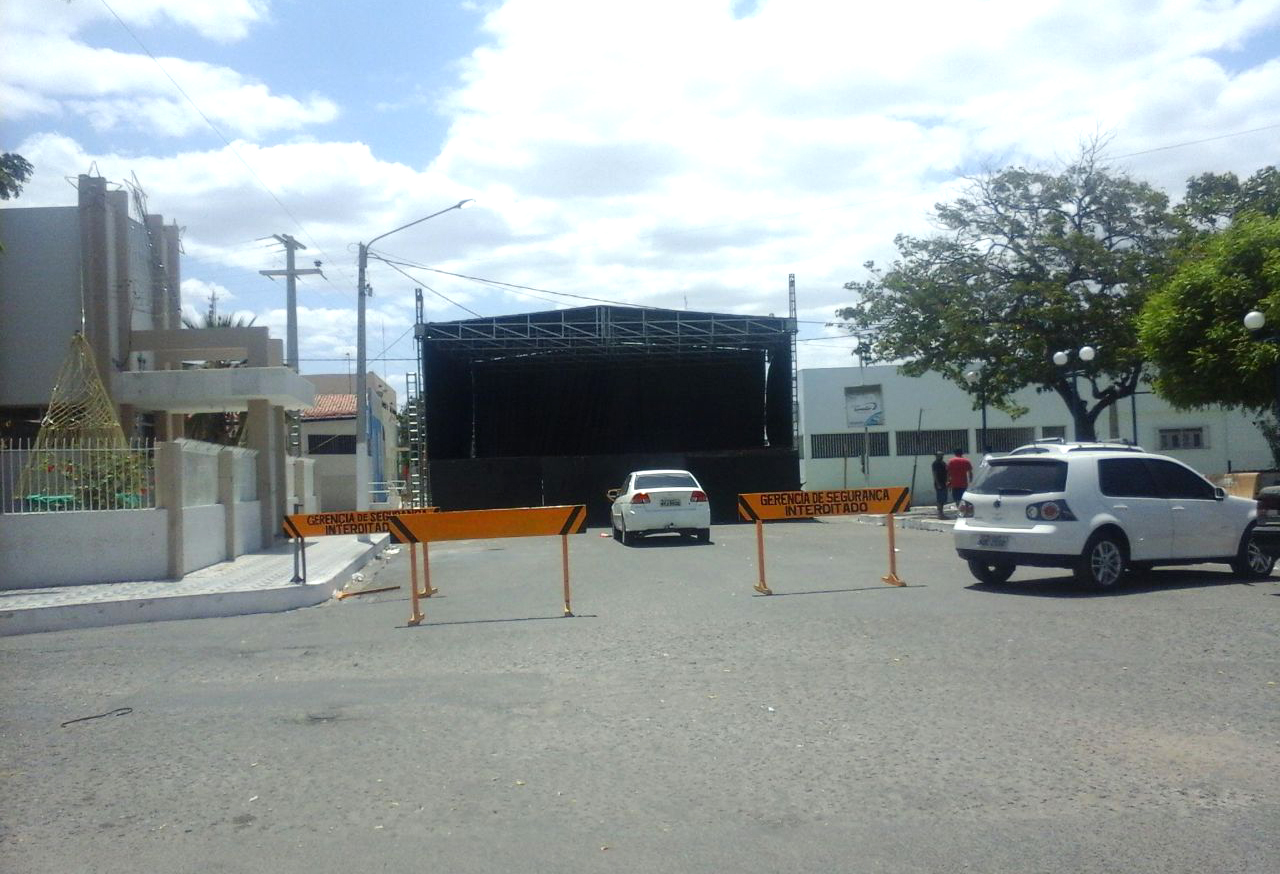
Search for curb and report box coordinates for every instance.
[0,536,388,637]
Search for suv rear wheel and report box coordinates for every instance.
[1229,525,1275,578]
[967,560,1015,585]
[1075,531,1127,589]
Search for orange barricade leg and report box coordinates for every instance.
[881,514,906,586]
[420,544,438,598]
[753,519,772,595]
[407,542,422,624]
[408,543,424,626]
[561,534,574,616]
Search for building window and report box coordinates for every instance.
[1041,425,1067,441]
[982,427,1037,453]
[1157,427,1205,451]
[307,433,356,455]
[811,431,890,459]
[894,428,969,457]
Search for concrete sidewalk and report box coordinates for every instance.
[0,534,388,637]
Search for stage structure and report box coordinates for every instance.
[417,306,800,525]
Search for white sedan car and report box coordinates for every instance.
[608,469,711,544]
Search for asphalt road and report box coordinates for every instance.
[3,518,1277,873]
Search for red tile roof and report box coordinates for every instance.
[302,393,357,420]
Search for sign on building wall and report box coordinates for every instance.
[844,385,884,428]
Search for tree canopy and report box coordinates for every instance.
[0,152,33,201]
[1138,203,1280,412]
[838,142,1181,441]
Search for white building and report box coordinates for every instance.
[798,364,1271,501]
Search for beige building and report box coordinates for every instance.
[301,373,398,511]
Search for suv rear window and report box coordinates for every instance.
[634,473,698,489]
[969,459,1067,495]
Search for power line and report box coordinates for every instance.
[372,256,659,310]
[1110,122,1280,159]
[301,357,418,362]
[97,0,349,290]
[367,255,482,317]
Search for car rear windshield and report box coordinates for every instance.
[969,459,1067,495]
[635,473,698,489]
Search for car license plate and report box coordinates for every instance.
[660,497,681,507]
[978,534,1009,548]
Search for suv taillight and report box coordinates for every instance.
[958,500,975,518]
[1026,500,1076,521]
[690,490,708,503]
[632,492,650,504]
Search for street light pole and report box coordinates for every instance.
[964,367,988,454]
[354,199,473,512]
[1054,345,1096,440]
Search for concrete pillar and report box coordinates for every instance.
[247,399,286,547]
[155,441,184,579]
[218,448,236,560]
[77,176,114,395]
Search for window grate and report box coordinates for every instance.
[981,427,1037,453]
[894,428,969,457]
[810,431,890,459]
[307,434,356,455]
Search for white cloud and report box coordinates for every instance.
[2,36,337,137]
[5,0,1280,377]
[3,0,268,43]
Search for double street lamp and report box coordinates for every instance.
[354,199,474,512]
[1053,345,1096,440]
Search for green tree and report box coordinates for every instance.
[838,141,1181,441]
[1138,212,1280,459]
[0,152,33,201]
[1177,166,1280,230]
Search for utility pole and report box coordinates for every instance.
[260,234,323,372]
[261,235,323,457]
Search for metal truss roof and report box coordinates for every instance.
[420,306,796,361]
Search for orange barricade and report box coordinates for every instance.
[388,505,587,626]
[282,507,438,587]
[283,507,437,539]
[737,488,911,593]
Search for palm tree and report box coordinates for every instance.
[181,294,258,445]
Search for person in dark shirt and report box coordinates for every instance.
[946,449,973,505]
[931,451,948,519]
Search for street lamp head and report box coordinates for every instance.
[1078,345,1096,363]
[1245,310,1266,332]
[964,369,979,384]
[456,198,476,210]
[1053,350,1069,367]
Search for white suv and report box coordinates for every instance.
[953,442,1274,588]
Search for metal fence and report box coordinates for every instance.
[1,438,156,514]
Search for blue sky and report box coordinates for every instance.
[3,0,1280,402]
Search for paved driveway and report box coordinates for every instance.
[3,519,1277,873]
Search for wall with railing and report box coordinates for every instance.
[0,439,316,589]
[1,438,156,512]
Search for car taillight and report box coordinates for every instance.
[632,492,650,504]
[690,490,708,503]
[1026,500,1075,521]
[958,500,974,518]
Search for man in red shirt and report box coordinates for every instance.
[946,449,973,505]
